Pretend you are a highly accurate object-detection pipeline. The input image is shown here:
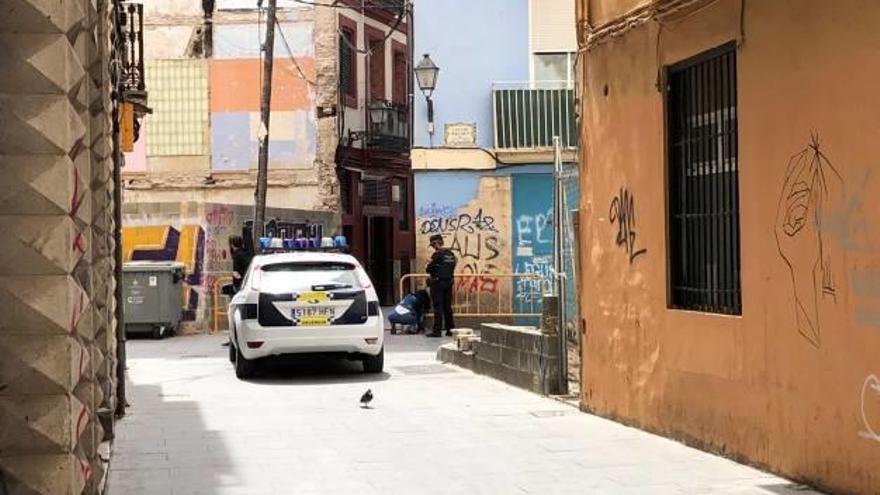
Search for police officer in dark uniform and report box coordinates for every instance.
[229,235,251,292]
[425,234,457,337]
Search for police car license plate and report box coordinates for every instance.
[293,307,334,325]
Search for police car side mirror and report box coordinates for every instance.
[221,283,236,297]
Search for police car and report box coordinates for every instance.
[223,238,384,379]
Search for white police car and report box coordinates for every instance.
[223,242,384,379]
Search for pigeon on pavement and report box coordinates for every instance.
[360,389,373,408]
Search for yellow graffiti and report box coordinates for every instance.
[122,226,173,261]
[178,225,202,272]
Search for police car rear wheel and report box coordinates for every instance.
[362,348,384,373]
[235,347,257,379]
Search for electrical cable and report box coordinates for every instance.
[276,23,317,85]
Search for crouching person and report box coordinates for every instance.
[388,289,431,334]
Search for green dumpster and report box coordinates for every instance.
[123,261,185,339]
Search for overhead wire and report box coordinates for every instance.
[276,23,317,85]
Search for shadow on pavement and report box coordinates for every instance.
[110,383,236,495]
[244,354,392,386]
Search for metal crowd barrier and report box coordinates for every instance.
[212,276,233,334]
[398,273,549,318]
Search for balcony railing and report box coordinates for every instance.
[493,81,577,150]
[367,99,409,153]
[370,0,406,16]
[118,2,145,92]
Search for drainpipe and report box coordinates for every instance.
[553,136,568,395]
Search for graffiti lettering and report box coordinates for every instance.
[419,208,498,236]
[417,203,456,219]
[609,187,647,264]
[450,233,500,261]
[515,256,552,304]
[206,206,234,227]
[456,262,499,295]
[205,238,228,265]
[515,209,552,256]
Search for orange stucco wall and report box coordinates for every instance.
[578,1,880,493]
[210,58,316,112]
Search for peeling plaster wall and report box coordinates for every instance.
[577,0,880,493]
[125,5,341,213]
[414,165,567,318]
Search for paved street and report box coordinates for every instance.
[109,333,820,495]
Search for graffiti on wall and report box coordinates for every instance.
[123,225,206,321]
[859,374,880,443]
[609,187,646,264]
[205,205,235,265]
[775,134,844,347]
[514,209,553,305]
[420,208,501,294]
[513,175,555,312]
[417,203,456,219]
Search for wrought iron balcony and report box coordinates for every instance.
[118,2,145,93]
[493,81,577,151]
[367,99,409,153]
[369,0,406,16]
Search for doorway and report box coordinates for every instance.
[365,215,394,305]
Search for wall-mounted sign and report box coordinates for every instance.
[445,123,477,148]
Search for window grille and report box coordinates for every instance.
[667,43,741,315]
[363,178,390,206]
[339,29,356,98]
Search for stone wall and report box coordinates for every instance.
[438,323,563,395]
[0,1,119,493]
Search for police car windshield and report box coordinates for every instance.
[260,262,360,292]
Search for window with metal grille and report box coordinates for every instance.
[339,27,356,104]
[667,43,741,315]
[363,178,390,206]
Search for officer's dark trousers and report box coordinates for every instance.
[430,279,455,331]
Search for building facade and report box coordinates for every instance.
[412,0,579,328]
[0,1,132,493]
[335,0,413,305]
[575,0,880,493]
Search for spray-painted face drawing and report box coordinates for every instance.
[774,134,842,347]
[781,179,812,236]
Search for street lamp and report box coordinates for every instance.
[414,53,439,142]
[368,100,390,126]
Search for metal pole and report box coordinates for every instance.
[407,1,414,151]
[553,136,568,395]
[253,0,277,249]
